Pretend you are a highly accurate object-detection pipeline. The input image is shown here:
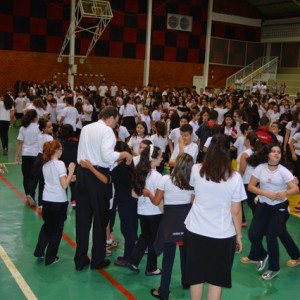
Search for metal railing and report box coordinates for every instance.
[226,56,278,90]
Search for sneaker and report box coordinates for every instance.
[46,256,60,266]
[242,221,247,227]
[106,249,112,257]
[71,200,76,208]
[261,270,280,280]
[286,257,300,267]
[26,195,36,207]
[128,263,140,273]
[257,254,269,271]
[145,269,161,276]
[3,148,8,156]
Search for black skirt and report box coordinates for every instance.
[184,229,236,288]
[122,116,136,133]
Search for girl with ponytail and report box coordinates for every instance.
[127,145,163,275]
[34,140,75,265]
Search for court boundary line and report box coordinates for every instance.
[0,175,137,300]
[0,244,38,300]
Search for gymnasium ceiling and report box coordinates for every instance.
[245,0,300,19]
[214,0,300,20]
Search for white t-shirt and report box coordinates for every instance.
[42,160,67,203]
[56,103,66,122]
[286,121,300,143]
[237,148,254,184]
[110,85,118,97]
[233,135,246,158]
[128,135,151,154]
[83,104,93,122]
[158,175,193,205]
[137,169,162,216]
[61,106,79,131]
[150,134,168,152]
[189,120,199,133]
[0,102,12,121]
[140,114,152,134]
[214,107,228,125]
[252,163,293,206]
[204,136,212,149]
[291,132,300,155]
[118,125,130,142]
[170,142,198,163]
[14,97,26,113]
[98,85,108,97]
[119,104,137,117]
[38,133,53,153]
[17,123,40,156]
[152,110,161,122]
[168,128,198,149]
[27,104,47,118]
[185,164,246,238]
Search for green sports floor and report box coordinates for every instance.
[1,127,300,300]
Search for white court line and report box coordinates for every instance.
[0,245,38,300]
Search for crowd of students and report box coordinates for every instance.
[1,80,300,300]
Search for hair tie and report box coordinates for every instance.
[149,144,154,160]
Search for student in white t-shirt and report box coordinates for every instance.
[60,97,79,131]
[15,109,40,206]
[127,121,151,156]
[140,105,152,135]
[169,124,198,166]
[231,123,251,159]
[144,153,194,300]
[289,125,300,184]
[82,97,93,126]
[185,134,245,298]
[33,140,75,266]
[127,145,163,275]
[246,144,300,280]
[150,121,168,173]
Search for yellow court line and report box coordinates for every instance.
[0,245,38,300]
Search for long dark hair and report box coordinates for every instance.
[200,134,233,182]
[247,143,282,167]
[21,109,37,128]
[132,145,160,196]
[132,121,148,137]
[3,94,14,110]
[291,108,300,127]
[170,153,194,190]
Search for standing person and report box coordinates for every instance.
[184,134,246,300]
[0,93,14,155]
[127,145,163,275]
[145,153,194,300]
[119,96,137,134]
[128,121,151,156]
[74,106,132,271]
[246,144,300,280]
[33,140,75,265]
[60,97,79,132]
[15,109,40,206]
[14,91,26,126]
[33,118,53,208]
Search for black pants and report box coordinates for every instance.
[129,214,162,272]
[118,201,138,261]
[158,243,186,299]
[34,201,68,265]
[32,153,44,206]
[22,155,38,198]
[74,166,111,268]
[244,184,257,215]
[0,120,10,150]
[248,201,300,271]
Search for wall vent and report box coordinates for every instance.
[167,13,192,32]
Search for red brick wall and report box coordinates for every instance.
[0,50,205,94]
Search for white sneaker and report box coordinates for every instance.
[257,254,269,271]
[26,195,36,207]
[262,270,280,280]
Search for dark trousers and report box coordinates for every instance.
[245,184,257,215]
[34,201,68,264]
[74,166,111,268]
[118,201,138,261]
[294,154,300,185]
[158,243,186,299]
[129,214,162,272]
[22,155,38,198]
[248,201,300,271]
[0,120,10,150]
